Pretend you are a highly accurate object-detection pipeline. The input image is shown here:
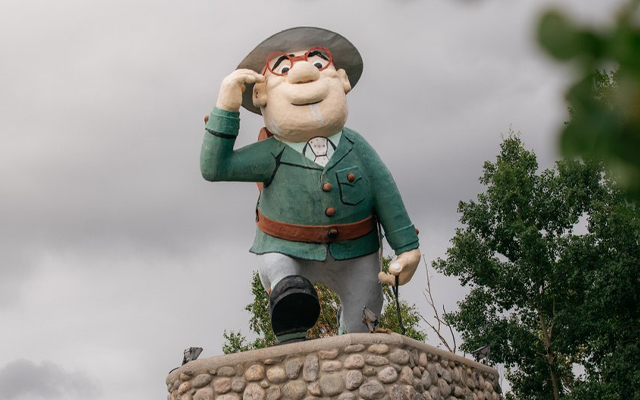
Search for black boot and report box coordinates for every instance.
[269,275,320,343]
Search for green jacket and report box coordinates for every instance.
[201,107,419,261]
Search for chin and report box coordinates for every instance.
[265,102,348,143]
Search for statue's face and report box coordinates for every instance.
[253,48,352,143]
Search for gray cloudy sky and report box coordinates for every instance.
[0,0,624,399]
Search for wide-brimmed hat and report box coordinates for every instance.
[237,27,363,115]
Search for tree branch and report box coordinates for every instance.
[422,260,457,353]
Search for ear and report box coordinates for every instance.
[252,82,268,108]
[337,69,351,94]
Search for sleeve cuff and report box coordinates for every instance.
[385,224,420,255]
[205,107,240,136]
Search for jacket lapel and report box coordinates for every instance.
[277,144,324,170]
[324,131,354,172]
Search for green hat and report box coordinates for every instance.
[237,26,363,115]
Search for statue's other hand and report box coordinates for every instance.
[216,69,265,112]
[378,248,421,286]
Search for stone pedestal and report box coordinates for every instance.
[166,333,501,400]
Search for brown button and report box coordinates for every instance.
[347,172,356,182]
[415,228,420,235]
[322,183,332,192]
[325,207,336,217]
[204,115,209,123]
[327,228,339,239]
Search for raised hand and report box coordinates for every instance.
[216,69,265,112]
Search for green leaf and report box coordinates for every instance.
[537,10,584,61]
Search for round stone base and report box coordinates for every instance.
[166,333,501,400]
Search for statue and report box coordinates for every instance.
[201,27,421,343]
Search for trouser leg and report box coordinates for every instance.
[317,252,383,334]
[257,251,383,336]
[257,252,302,292]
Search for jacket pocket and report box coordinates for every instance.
[336,166,365,205]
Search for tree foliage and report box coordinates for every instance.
[223,257,425,353]
[537,0,640,201]
[434,134,640,400]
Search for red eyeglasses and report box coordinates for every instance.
[264,46,333,76]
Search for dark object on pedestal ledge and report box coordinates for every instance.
[472,344,491,364]
[182,347,203,365]
[269,275,320,343]
[362,306,379,333]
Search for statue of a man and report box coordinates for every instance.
[201,27,421,343]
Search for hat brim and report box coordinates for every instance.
[237,27,363,115]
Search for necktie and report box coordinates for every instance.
[303,137,336,167]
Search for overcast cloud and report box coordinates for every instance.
[0,0,626,399]
[0,359,101,400]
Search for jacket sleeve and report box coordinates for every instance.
[357,134,419,255]
[200,107,276,183]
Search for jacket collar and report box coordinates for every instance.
[274,128,355,171]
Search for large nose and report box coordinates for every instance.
[286,60,320,84]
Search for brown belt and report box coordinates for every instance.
[256,210,376,243]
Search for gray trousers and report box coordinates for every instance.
[257,252,383,334]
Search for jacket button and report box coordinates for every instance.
[204,115,209,123]
[347,172,356,182]
[322,183,332,192]
[327,228,339,239]
[415,228,420,235]
[325,207,336,217]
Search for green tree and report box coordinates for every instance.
[563,182,640,400]
[537,0,640,201]
[223,257,426,354]
[434,133,639,399]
